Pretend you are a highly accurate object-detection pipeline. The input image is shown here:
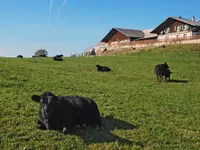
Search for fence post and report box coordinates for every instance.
[164,52,166,57]
[181,53,183,59]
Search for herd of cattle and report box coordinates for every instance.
[29,61,171,134]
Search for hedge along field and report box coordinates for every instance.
[0,55,200,150]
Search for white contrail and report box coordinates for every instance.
[48,0,53,23]
[56,0,68,19]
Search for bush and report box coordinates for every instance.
[34,49,48,57]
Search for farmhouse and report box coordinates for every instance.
[151,16,200,41]
[100,28,157,43]
[86,16,200,56]
[87,28,157,55]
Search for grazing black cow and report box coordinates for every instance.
[96,64,111,72]
[31,92,101,134]
[17,55,23,58]
[154,62,170,82]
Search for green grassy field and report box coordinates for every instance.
[0,46,200,149]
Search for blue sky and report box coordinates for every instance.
[0,0,199,57]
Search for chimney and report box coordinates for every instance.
[192,16,195,21]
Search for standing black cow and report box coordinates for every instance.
[31,92,101,134]
[154,62,170,82]
[96,64,111,72]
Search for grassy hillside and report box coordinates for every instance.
[0,47,200,149]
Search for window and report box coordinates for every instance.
[177,25,181,31]
[184,25,189,30]
[181,25,185,30]
[160,30,164,35]
[174,26,177,31]
[165,27,170,33]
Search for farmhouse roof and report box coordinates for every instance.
[142,29,158,38]
[171,16,200,26]
[100,28,145,42]
[151,16,200,34]
[114,28,144,38]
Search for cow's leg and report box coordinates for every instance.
[42,119,51,130]
[62,125,74,134]
[160,76,162,82]
[62,127,69,134]
[159,75,162,82]
[37,119,46,130]
[157,75,159,82]
[164,76,167,82]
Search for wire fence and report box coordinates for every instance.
[123,51,200,60]
[119,35,200,46]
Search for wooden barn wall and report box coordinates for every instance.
[108,30,130,42]
[168,20,193,33]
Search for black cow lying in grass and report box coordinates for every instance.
[53,57,63,61]
[52,54,64,61]
[55,54,63,57]
[96,64,111,72]
[154,62,171,82]
[17,55,23,58]
[31,92,101,134]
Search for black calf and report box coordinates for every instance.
[154,62,170,82]
[17,55,23,58]
[96,64,111,72]
[53,56,63,61]
[164,68,172,81]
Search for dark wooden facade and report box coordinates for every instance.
[169,20,184,33]
[108,30,130,42]
[101,29,130,43]
[151,17,194,35]
[165,20,192,34]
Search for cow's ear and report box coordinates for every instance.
[31,95,40,103]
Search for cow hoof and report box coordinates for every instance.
[62,127,69,134]
[37,124,46,130]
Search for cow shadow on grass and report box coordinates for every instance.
[168,79,188,83]
[74,115,138,145]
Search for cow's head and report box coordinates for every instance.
[96,65,102,71]
[163,62,169,69]
[31,92,58,119]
